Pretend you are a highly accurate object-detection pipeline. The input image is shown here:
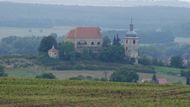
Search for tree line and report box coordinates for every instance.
[38,33,127,63]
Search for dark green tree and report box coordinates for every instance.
[58,42,65,60]
[36,73,56,79]
[180,70,190,85]
[81,49,94,60]
[0,65,7,77]
[152,74,159,84]
[187,76,190,85]
[61,42,75,61]
[110,70,139,82]
[139,56,152,65]
[170,56,183,68]
[102,36,111,47]
[152,58,164,66]
[113,35,121,46]
[0,36,42,55]
[185,71,190,85]
[38,34,58,53]
[99,45,125,62]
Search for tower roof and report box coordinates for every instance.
[126,17,137,37]
[48,45,58,53]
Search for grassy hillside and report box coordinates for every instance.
[0,78,189,107]
[1,56,186,83]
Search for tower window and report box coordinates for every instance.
[133,40,136,44]
[91,42,94,45]
[126,40,128,44]
[97,42,100,45]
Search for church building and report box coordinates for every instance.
[65,27,103,52]
[123,19,139,64]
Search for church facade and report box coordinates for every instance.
[123,19,139,64]
[65,27,103,52]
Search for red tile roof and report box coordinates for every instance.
[66,27,101,39]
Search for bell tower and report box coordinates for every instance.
[124,18,139,64]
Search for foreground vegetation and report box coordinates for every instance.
[0,78,189,107]
[0,55,188,84]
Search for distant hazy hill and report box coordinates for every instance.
[1,0,190,7]
[0,2,190,35]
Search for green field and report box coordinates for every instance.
[1,56,187,84]
[154,66,182,75]
[0,78,189,107]
[5,65,186,84]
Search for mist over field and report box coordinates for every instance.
[0,1,190,106]
[1,0,190,6]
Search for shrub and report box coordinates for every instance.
[180,70,190,85]
[170,56,183,68]
[151,74,159,84]
[69,75,95,81]
[36,73,56,79]
[110,70,139,83]
[0,65,8,77]
[119,65,155,73]
[69,75,85,80]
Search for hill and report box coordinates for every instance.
[0,2,190,32]
[0,78,189,107]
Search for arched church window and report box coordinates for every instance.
[133,40,136,44]
[126,40,128,44]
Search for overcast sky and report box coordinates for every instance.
[0,0,190,6]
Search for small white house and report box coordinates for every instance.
[48,45,59,58]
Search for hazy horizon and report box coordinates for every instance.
[0,0,190,6]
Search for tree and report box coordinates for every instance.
[102,36,111,47]
[110,70,139,82]
[152,74,159,84]
[139,56,152,65]
[36,73,56,79]
[113,35,121,46]
[170,56,183,68]
[59,42,75,60]
[81,49,94,60]
[152,58,164,66]
[99,45,125,62]
[0,65,7,77]
[187,76,190,85]
[0,36,42,55]
[180,70,190,85]
[38,34,58,53]
[184,71,190,85]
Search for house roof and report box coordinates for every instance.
[66,27,102,39]
[48,45,58,53]
[141,78,168,85]
[158,78,168,85]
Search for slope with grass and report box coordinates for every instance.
[0,78,189,107]
[1,56,187,83]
